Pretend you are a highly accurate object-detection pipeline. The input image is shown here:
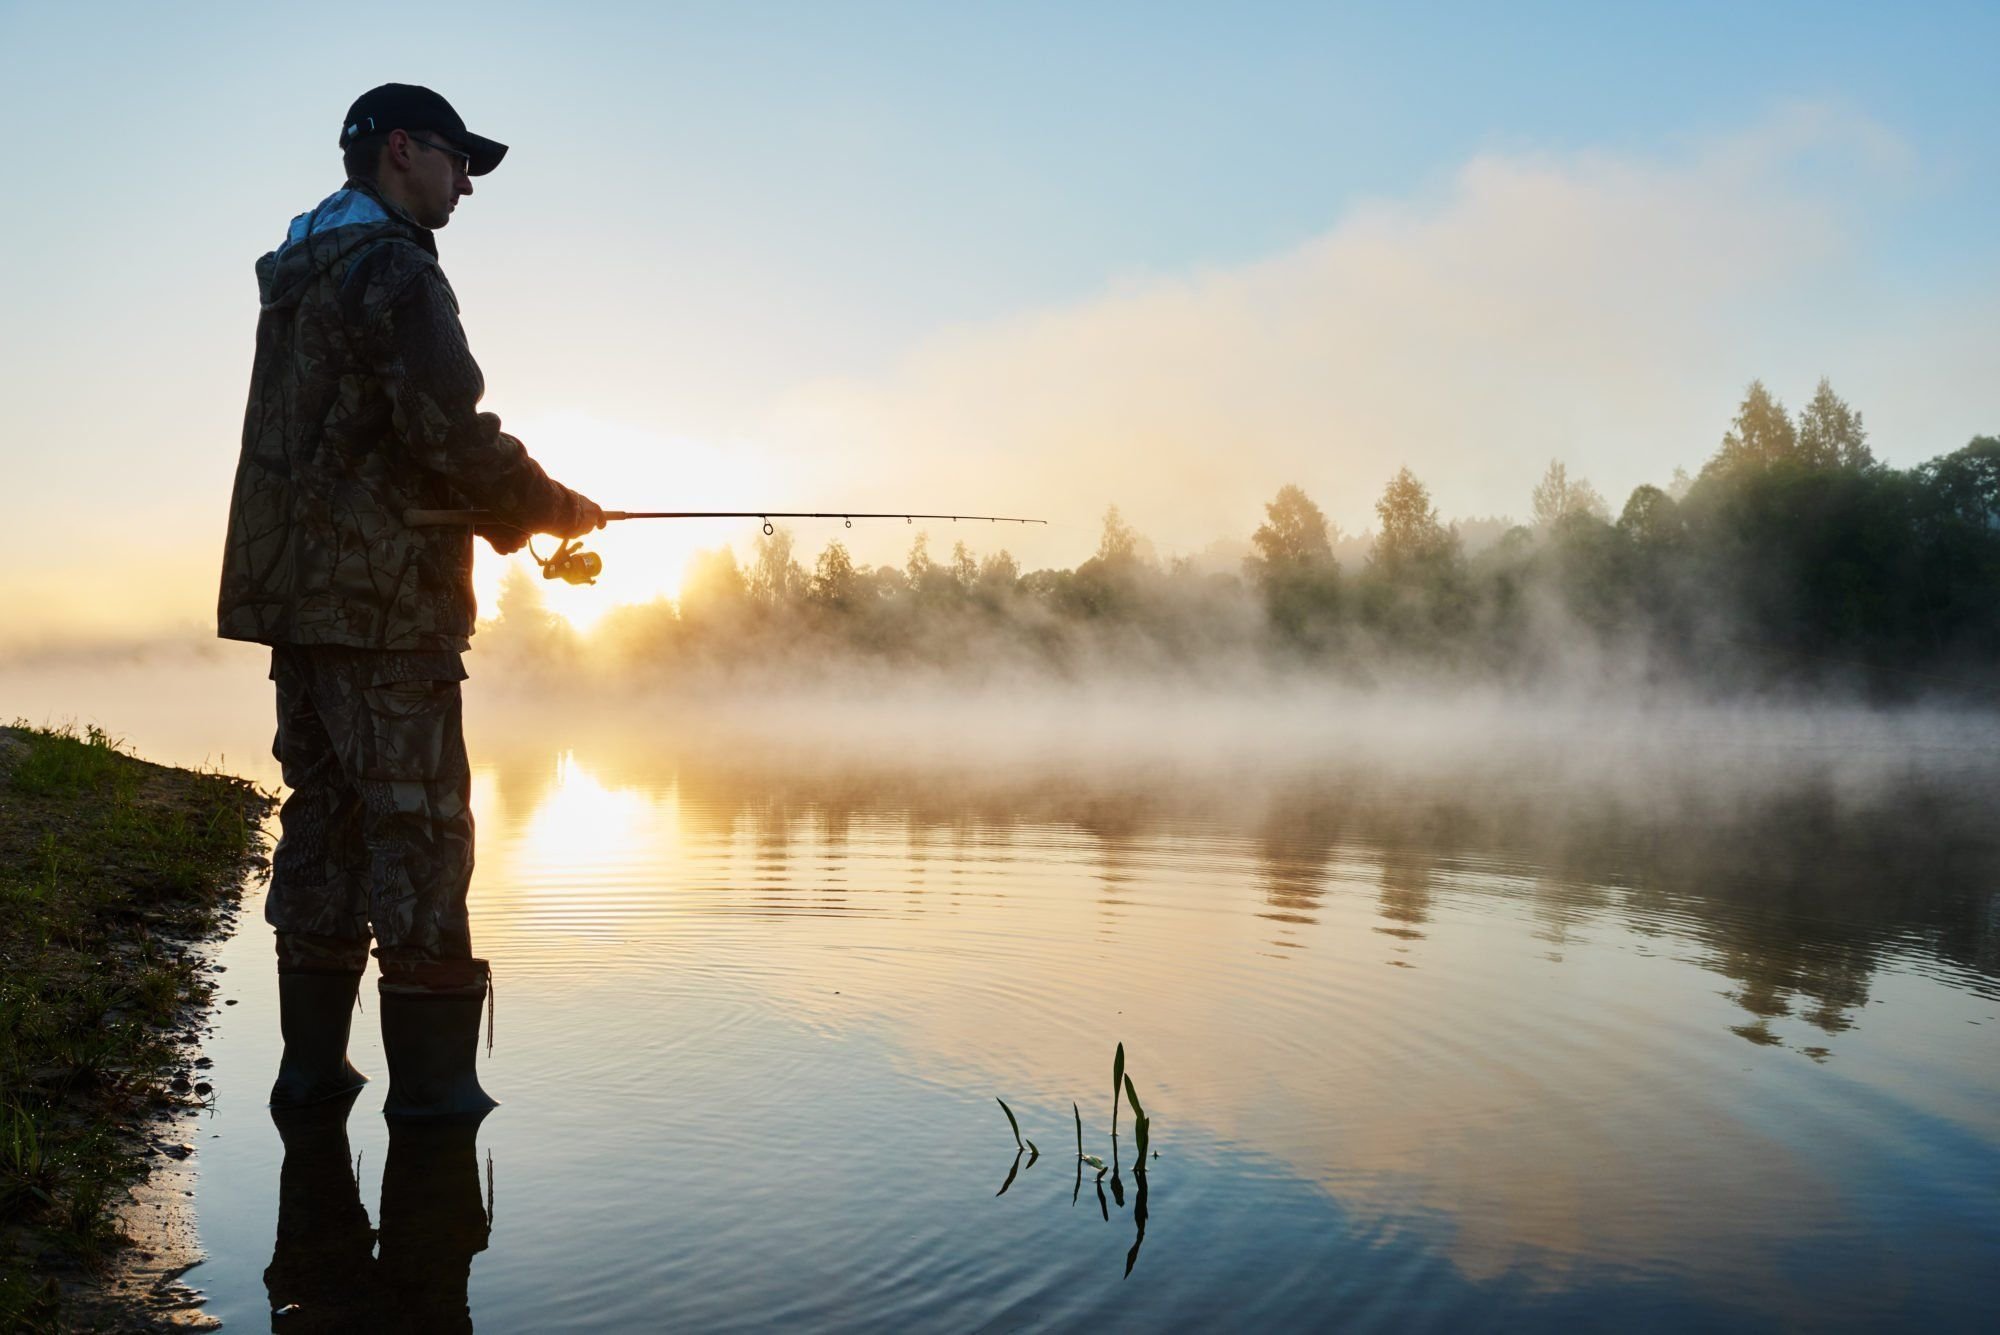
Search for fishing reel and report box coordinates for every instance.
[531,536,604,586]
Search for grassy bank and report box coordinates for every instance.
[0,722,272,1331]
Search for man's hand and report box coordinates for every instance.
[549,489,606,539]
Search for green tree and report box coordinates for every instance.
[1371,467,1454,569]
[1245,484,1340,648]
[950,539,979,588]
[748,526,804,606]
[808,539,860,610]
[1246,484,1337,572]
[1616,484,1683,545]
[979,549,1020,591]
[1796,377,1873,470]
[904,530,933,584]
[1703,380,1798,479]
[1917,435,2000,527]
[1530,460,1609,530]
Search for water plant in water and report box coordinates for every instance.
[993,1042,1158,1272]
[1112,1041,1125,1140]
[997,1097,1023,1152]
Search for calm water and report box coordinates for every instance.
[9,655,2000,1330]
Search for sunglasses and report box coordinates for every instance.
[410,135,471,176]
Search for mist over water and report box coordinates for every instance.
[7,645,1999,1329]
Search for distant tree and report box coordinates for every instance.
[1245,484,1336,575]
[1095,505,1154,566]
[1452,515,1517,558]
[748,526,804,606]
[1667,466,1694,501]
[1917,435,2000,528]
[1530,460,1609,530]
[808,539,860,609]
[949,539,979,588]
[1617,484,1683,545]
[978,549,1020,590]
[491,564,574,657]
[679,545,749,622]
[1796,377,1873,470]
[1371,467,1454,568]
[904,530,933,584]
[864,565,905,600]
[1703,380,1797,479]
[1244,484,1340,648]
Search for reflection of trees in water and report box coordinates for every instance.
[480,728,2000,1051]
[1375,850,1436,941]
[1256,798,1341,932]
[1527,871,1613,962]
[489,747,562,829]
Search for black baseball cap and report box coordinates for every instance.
[339,83,508,175]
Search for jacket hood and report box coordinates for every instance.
[257,183,431,311]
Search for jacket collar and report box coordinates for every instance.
[341,178,438,257]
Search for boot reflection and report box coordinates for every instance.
[375,1108,494,1334]
[264,1090,380,1331]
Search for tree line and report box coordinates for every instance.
[491,379,2000,696]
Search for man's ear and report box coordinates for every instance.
[381,128,415,176]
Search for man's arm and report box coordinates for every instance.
[366,257,601,541]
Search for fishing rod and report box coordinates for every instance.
[403,507,1048,585]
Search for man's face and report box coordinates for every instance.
[400,131,474,229]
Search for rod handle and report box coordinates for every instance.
[404,509,630,526]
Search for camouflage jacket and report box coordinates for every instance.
[218,181,581,651]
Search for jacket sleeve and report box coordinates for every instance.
[366,257,581,531]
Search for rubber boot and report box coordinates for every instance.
[379,959,499,1119]
[269,969,369,1109]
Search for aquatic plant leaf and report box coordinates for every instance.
[1112,1042,1125,1135]
[1025,1139,1039,1160]
[1082,1153,1107,1171]
[1124,1073,1147,1123]
[1134,1115,1150,1162]
[996,1097,1023,1150]
[1124,1170,1149,1278]
[1074,1101,1083,1157]
[995,1150,1023,1197]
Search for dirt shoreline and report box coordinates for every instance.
[0,725,273,1333]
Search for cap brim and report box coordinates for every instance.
[462,132,507,176]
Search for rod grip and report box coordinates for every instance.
[404,508,491,526]
[404,509,626,526]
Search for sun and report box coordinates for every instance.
[471,410,783,635]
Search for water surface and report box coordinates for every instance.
[8,657,1999,1329]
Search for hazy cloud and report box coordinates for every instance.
[773,104,1945,560]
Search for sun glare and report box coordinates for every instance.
[514,750,664,879]
[475,411,783,636]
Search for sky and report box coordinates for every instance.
[2,1,1997,644]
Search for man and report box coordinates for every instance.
[218,84,601,1117]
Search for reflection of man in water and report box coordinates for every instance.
[218,83,602,1115]
[265,1092,491,1333]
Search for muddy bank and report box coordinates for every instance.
[0,724,272,1333]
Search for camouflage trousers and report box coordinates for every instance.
[266,646,475,964]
